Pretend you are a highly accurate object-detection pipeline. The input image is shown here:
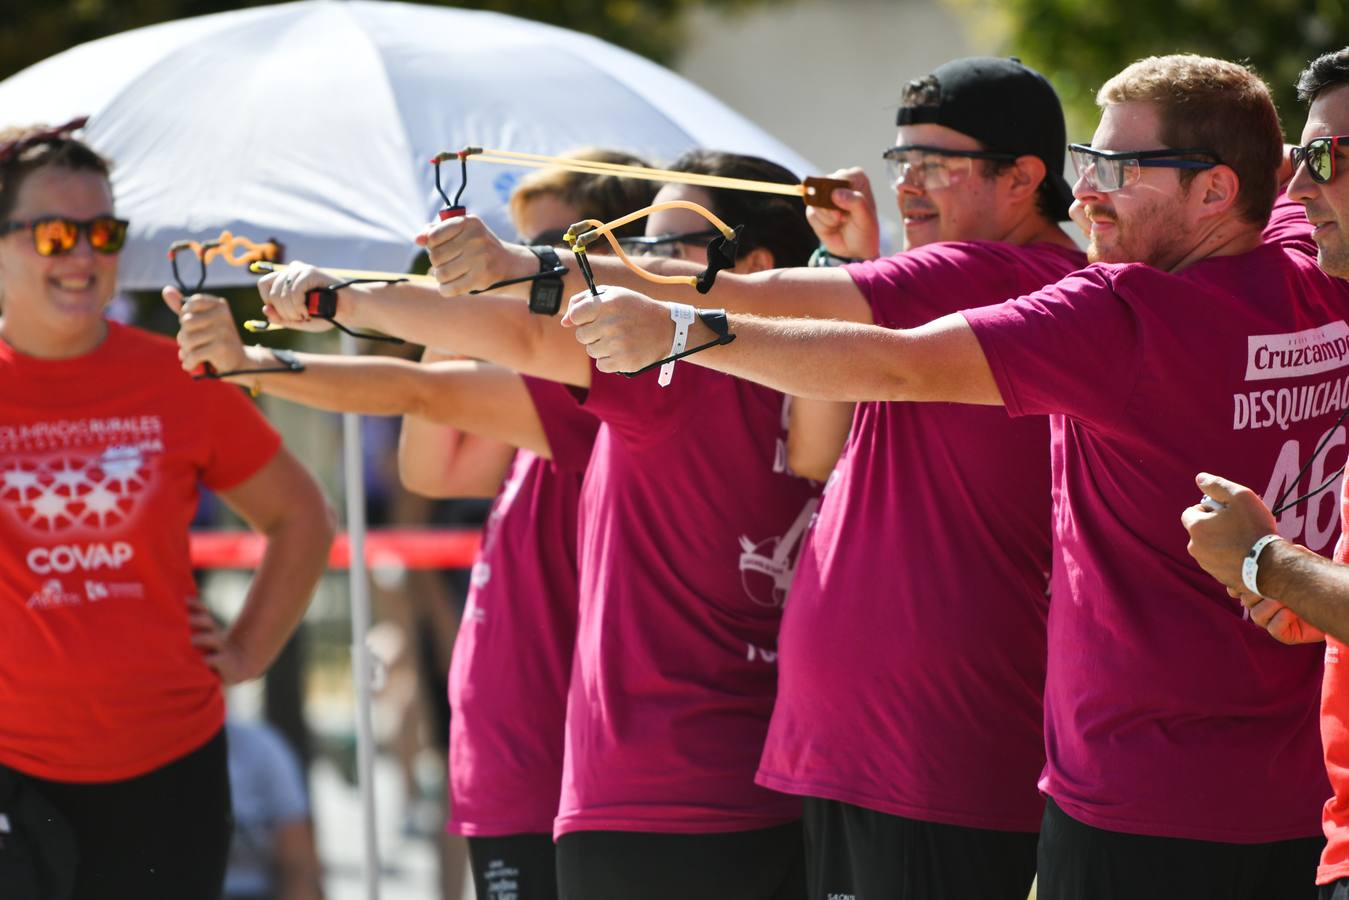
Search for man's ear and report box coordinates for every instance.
[1193,164,1241,219]
[1008,155,1048,207]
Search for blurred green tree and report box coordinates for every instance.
[0,0,776,79]
[946,0,1348,140]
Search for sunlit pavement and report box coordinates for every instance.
[313,753,474,900]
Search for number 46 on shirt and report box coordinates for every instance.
[1263,425,1346,555]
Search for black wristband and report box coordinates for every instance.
[696,308,733,341]
[528,245,565,316]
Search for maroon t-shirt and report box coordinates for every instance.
[556,362,820,836]
[446,378,597,836]
[757,240,1083,831]
[962,196,1337,841]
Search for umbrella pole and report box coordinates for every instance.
[341,331,381,900]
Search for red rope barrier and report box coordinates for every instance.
[190,528,482,570]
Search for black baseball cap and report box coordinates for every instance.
[896,57,1073,220]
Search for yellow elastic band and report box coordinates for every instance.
[467,149,807,199]
[563,200,737,290]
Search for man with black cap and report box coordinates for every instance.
[378,56,1085,899]
[719,57,1083,900]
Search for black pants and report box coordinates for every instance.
[801,795,1037,900]
[1038,796,1321,900]
[2,728,232,900]
[555,821,806,900]
[469,833,558,900]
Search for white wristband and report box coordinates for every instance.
[1242,534,1283,597]
[659,303,696,387]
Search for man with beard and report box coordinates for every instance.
[564,54,1344,898]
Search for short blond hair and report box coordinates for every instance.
[1098,54,1282,225]
[507,148,657,240]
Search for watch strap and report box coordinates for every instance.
[528,245,566,315]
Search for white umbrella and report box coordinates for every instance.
[0,0,816,290]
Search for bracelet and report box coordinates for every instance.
[808,245,861,268]
[247,348,306,397]
[1242,534,1283,597]
[619,308,737,381]
[207,347,306,396]
[659,304,696,387]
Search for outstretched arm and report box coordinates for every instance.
[242,265,594,388]
[245,202,876,389]
[169,289,550,458]
[402,213,875,322]
[564,286,1002,405]
[1181,473,1332,644]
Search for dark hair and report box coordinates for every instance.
[899,76,1060,222]
[900,74,943,109]
[667,150,816,268]
[0,122,110,222]
[1297,48,1349,104]
[1098,55,1282,226]
[508,147,657,241]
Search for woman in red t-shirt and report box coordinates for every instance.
[0,121,333,898]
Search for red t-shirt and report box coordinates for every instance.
[0,321,280,781]
[1319,493,1349,884]
[757,240,1083,832]
[446,378,597,836]
[962,196,1336,841]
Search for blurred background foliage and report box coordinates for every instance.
[0,0,783,79]
[948,0,1349,140]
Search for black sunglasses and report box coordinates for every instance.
[1069,144,1220,192]
[0,216,129,256]
[1290,136,1349,185]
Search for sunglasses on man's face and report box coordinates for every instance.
[0,216,129,257]
[1290,136,1349,185]
[1068,144,1220,193]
